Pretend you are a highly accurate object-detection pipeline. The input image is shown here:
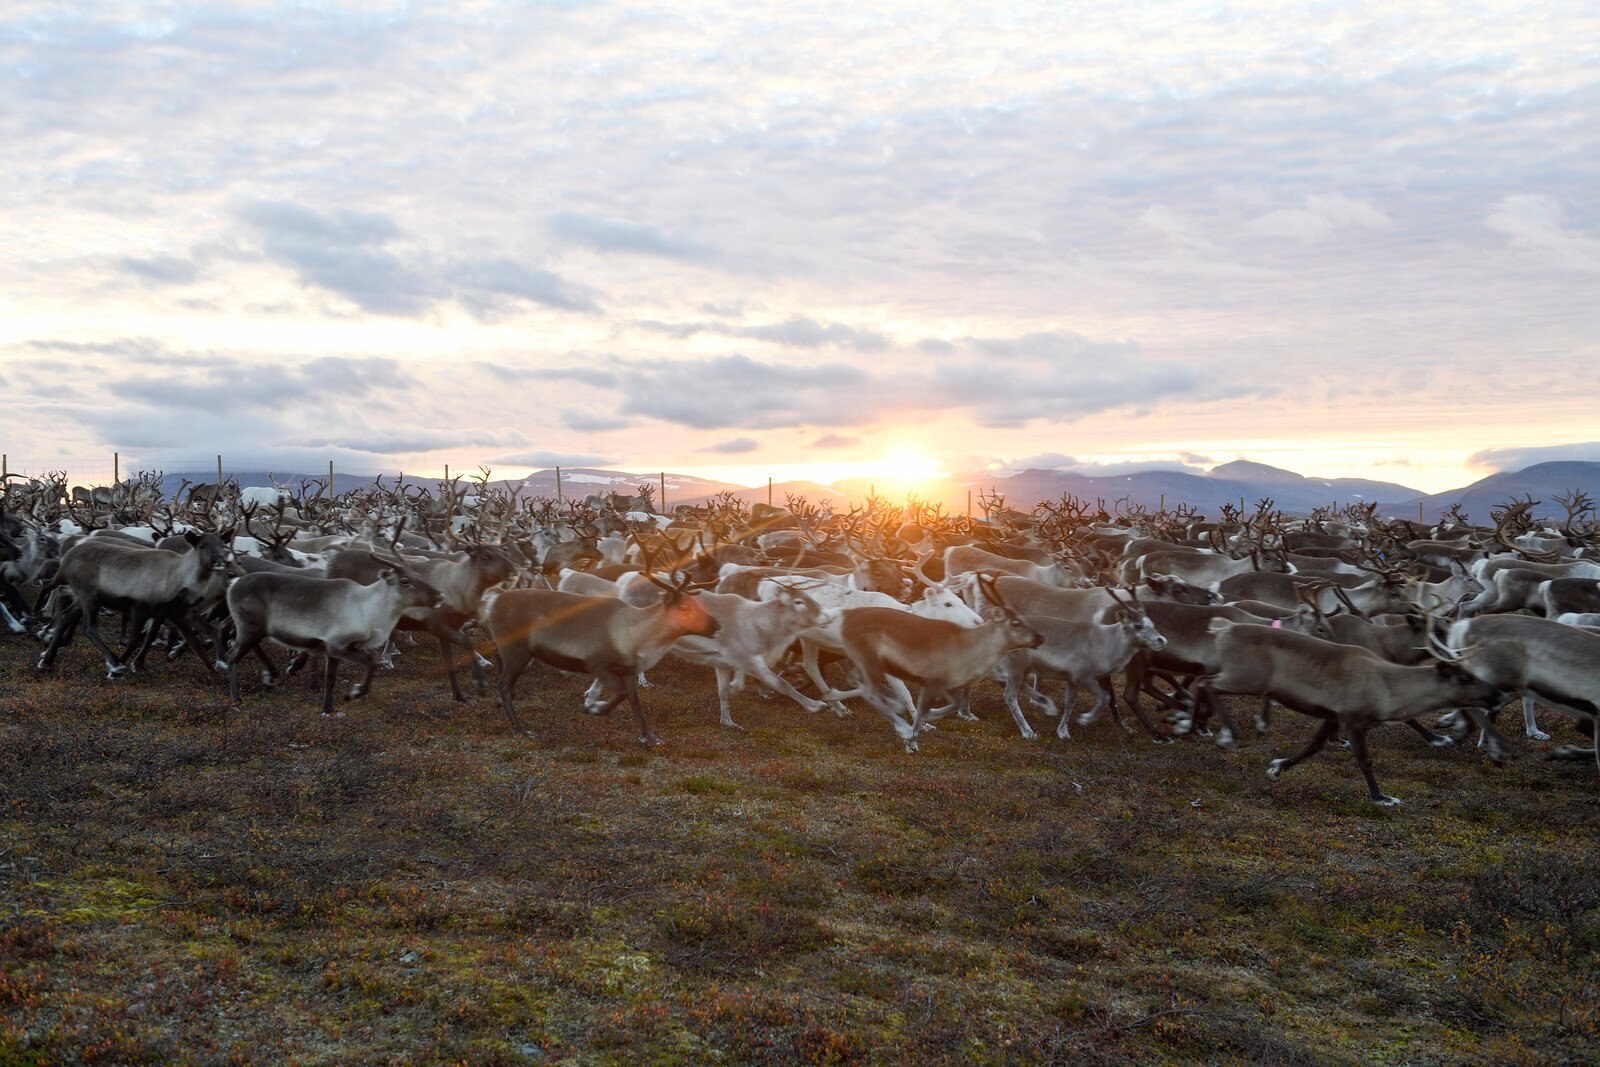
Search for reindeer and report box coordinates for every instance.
[483,560,719,745]
[831,573,1043,752]
[1433,614,1600,769]
[36,531,235,678]
[669,586,835,728]
[997,587,1168,740]
[1192,622,1508,806]
[223,563,442,716]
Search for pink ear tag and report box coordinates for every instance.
[1271,619,1282,629]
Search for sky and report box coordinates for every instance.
[2,1,1597,495]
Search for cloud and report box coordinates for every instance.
[489,450,616,468]
[1246,193,1391,244]
[1140,206,1213,250]
[609,328,1263,433]
[1007,452,1080,471]
[809,433,861,449]
[113,354,406,412]
[617,354,880,430]
[998,453,1205,477]
[236,201,440,316]
[117,255,199,285]
[446,258,599,315]
[636,315,888,351]
[302,429,524,455]
[550,211,718,262]
[964,331,1135,362]
[736,317,888,352]
[563,410,635,432]
[237,201,598,316]
[1485,196,1600,272]
[479,363,619,388]
[1468,441,1600,471]
[701,437,759,454]
[533,366,621,388]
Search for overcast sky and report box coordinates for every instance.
[3,1,1596,492]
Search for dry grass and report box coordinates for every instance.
[2,633,1598,1064]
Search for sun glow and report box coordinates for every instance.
[650,447,951,496]
[872,448,945,489]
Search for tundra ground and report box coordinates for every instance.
[2,636,1597,1064]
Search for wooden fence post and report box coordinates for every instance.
[217,454,223,487]
[660,472,666,513]
[329,460,334,502]
[768,477,773,506]
[113,451,119,487]
[555,467,563,504]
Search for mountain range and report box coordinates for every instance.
[147,460,1599,525]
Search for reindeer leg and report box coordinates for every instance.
[1254,695,1273,733]
[1346,725,1401,806]
[1404,718,1456,748]
[1001,663,1039,741]
[1074,684,1117,739]
[612,670,661,746]
[428,622,468,703]
[1097,674,1135,734]
[1266,718,1339,780]
[320,655,341,716]
[342,647,380,701]
[582,677,612,713]
[1120,662,1172,742]
[1521,695,1550,741]
[495,644,534,735]
[748,660,828,716]
[76,594,128,678]
[714,665,741,729]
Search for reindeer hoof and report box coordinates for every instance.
[1019,729,1038,741]
[1266,758,1287,779]
[720,719,745,731]
[1216,729,1236,750]
[1428,734,1457,749]
[1527,729,1552,742]
[1075,712,1099,726]
[106,665,128,679]
[1370,794,1403,808]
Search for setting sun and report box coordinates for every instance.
[874,447,945,488]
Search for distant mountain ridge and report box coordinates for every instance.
[1401,462,1600,522]
[142,460,1600,524]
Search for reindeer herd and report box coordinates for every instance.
[3,466,1598,808]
